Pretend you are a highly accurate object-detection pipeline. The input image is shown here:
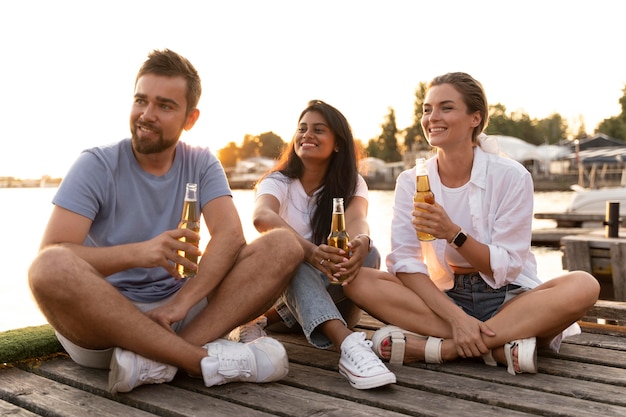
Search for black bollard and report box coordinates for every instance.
[604,201,620,238]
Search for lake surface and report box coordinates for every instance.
[0,188,573,332]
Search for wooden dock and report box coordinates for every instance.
[1,303,625,417]
[531,212,619,247]
[562,232,626,302]
[534,212,626,229]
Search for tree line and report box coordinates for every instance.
[218,83,626,166]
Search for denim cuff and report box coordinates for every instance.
[275,299,297,328]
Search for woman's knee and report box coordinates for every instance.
[573,271,600,305]
[343,268,380,298]
[555,271,600,312]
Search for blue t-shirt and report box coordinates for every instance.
[53,138,231,302]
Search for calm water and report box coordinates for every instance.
[0,188,573,332]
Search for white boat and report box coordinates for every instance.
[567,185,626,216]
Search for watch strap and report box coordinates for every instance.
[450,229,467,249]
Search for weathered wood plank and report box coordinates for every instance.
[564,332,626,351]
[536,357,626,390]
[174,373,411,417]
[562,234,626,301]
[283,362,536,417]
[432,358,626,406]
[534,212,608,227]
[30,358,275,417]
[611,241,626,300]
[0,399,40,416]
[278,339,626,417]
[0,367,156,417]
[390,363,626,417]
[2,308,626,417]
[584,300,626,322]
[562,238,592,272]
[545,342,626,370]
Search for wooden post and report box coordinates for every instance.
[610,241,626,301]
[562,239,591,272]
[561,232,626,302]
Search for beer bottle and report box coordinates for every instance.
[414,158,436,241]
[327,197,350,284]
[177,183,201,278]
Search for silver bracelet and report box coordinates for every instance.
[353,234,372,250]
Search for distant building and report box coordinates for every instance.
[227,157,277,189]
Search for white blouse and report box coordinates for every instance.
[387,146,542,290]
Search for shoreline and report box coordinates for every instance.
[2,174,622,192]
[0,189,574,334]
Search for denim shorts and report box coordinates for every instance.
[444,273,526,322]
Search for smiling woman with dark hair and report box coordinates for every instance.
[228,100,396,390]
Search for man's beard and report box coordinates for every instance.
[131,122,181,154]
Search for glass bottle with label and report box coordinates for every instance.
[327,197,350,284]
[413,158,435,241]
[177,183,201,278]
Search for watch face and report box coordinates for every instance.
[454,232,467,247]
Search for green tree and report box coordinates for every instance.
[240,134,261,159]
[370,107,402,162]
[486,103,518,137]
[485,105,567,145]
[404,82,428,152]
[597,84,626,140]
[256,131,286,159]
[598,117,626,141]
[217,142,240,168]
[509,111,540,144]
[535,113,567,145]
[238,132,286,159]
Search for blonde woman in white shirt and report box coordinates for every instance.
[344,73,600,375]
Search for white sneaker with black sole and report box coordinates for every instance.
[108,348,178,394]
[202,337,288,387]
[338,332,396,389]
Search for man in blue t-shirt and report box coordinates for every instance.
[28,49,303,394]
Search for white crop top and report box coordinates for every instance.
[441,182,474,268]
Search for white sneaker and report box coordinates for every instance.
[108,348,178,394]
[201,337,288,387]
[228,316,268,343]
[338,332,396,390]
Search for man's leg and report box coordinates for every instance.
[28,246,207,375]
[178,228,303,345]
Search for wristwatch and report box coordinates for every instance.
[354,234,373,251]
[450,229,467,249]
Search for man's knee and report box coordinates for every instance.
[262,229,304,262]
[29,246,79,290]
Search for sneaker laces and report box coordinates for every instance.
[218,355,253,380]
[138,360,175,384]
[207,343,254,381]
[343,333,388,373]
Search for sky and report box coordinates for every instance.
[1,0,625,179]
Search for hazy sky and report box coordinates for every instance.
[2,0,624,178]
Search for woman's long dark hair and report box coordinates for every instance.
[265,100,359,244]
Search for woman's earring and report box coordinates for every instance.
[334,147,339,152]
